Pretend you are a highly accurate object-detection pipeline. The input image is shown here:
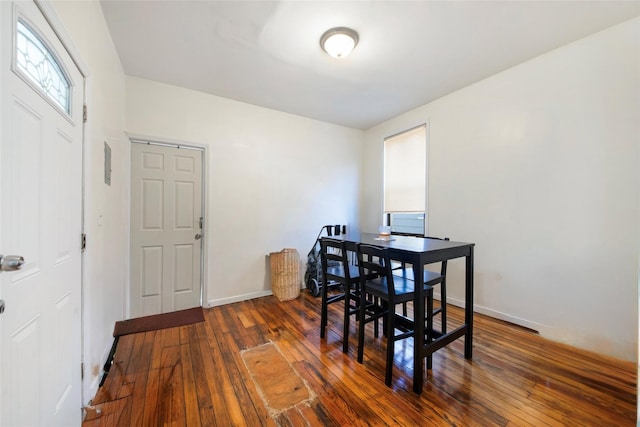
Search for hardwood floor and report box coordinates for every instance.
[84,292,636,426]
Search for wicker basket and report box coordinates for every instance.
[270,248,301,301]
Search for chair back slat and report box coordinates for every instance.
[320,238,351,281]
[356,244,395,297]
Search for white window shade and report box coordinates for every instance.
[384,125,426,212]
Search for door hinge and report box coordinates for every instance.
[83,105,87,123]
[81,363,84,380]
[81,234,87,251]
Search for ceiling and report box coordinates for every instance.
[100,1,640,130]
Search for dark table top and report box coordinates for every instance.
[325,232,474,258]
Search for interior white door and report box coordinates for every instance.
[0,1,84,426]
[130,142,203,317]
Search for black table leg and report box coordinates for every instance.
[413,262,425,394]
[464,246,474,359]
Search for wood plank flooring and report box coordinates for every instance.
[84,292,637,426]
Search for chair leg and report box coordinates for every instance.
[426,289,434,370]
[381,300,390,338]
[384,308,395,386]
[357,289,367,363]
[440,279,447,334]
[373,296,380,337]
[343,288,351,353]
[320,281,328,339]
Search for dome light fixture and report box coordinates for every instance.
[320,27,359,59]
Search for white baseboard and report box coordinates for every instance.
[208,290,274,307]
[84,337,116,406]
[86,373,102,405]
[206,290,549,337]
[446,296,549,335]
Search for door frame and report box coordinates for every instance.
[126,134,208,317]
[15,0,91,406]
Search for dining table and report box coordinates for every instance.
[325,231,475,394]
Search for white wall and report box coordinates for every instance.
[44,5,638,413]
[363,18,639,361]
[51,1,128,403]
[125,77,363,306]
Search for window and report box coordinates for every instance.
[15,19,71,114]
[387,212,425,235]
[383,125,426,236]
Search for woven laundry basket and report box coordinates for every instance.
[270,248,301,301]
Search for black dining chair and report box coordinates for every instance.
[319,238,361,353]
[393,236,449,334]
[356,243,435,386]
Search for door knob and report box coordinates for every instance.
[0,254,24,272]
[195,234,202,240]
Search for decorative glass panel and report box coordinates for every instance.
[15,20,70,113]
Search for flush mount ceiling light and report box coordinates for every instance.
[320,27,359,59]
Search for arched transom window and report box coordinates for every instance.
[15,19,71,114]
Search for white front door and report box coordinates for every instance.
[130,142,203,317]
[0,1,84,426]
